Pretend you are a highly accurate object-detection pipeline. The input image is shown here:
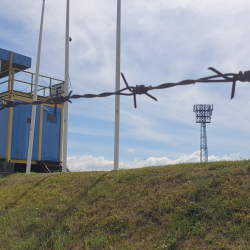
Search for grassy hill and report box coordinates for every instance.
[1,160,250,250]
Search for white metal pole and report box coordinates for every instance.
[62,0,70,173]
[114,0,121,171]
[26,0,46,174]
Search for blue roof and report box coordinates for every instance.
[0,48,32,79]
[0,48,32,68]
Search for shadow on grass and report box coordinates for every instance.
[25,173,109,244]
[3,175,51,211]
[60,172,108,214]
[0,175,9,188]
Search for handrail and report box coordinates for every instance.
[0,68,25,75]
[22,70,63,82]
[37,85,64,92]
[0,68,64,83]
[14,79,45,88]
[0,69,12,75]
[0,79,10,85]
[0,68,64,96]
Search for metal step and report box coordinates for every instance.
[38,161,70,173]
[38,161,62,173]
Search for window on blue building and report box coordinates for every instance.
[47,113,57,123]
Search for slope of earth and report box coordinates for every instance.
[1,160,250,250]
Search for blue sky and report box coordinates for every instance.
[1,0,250,171]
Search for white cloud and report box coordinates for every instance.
[67,151,240,172]
[67,155,113,172]
[230,153,240,158]
[126,148,136,153]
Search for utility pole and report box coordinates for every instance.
[62,0,70,173]
[114,0,121,171]
[26,0,46,174]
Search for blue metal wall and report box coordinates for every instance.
[42,106,61,161]
[11,101,40,160]
[0,106,9,158]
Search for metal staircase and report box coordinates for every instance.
[38,161,70,173]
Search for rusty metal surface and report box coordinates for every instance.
[0,67,249,112]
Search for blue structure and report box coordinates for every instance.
[0,48,64,173]
[0,48,32,79]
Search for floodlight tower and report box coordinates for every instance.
[193,104,213,163]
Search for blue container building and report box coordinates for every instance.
[0,48,65,173]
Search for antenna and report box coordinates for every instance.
[193,104,213,163]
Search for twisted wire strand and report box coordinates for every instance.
[0,67,250,112]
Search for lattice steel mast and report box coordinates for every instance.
[193,104,213,162]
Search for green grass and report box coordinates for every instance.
[1,160,250,249]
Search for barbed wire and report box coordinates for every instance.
[0,67,250,113]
